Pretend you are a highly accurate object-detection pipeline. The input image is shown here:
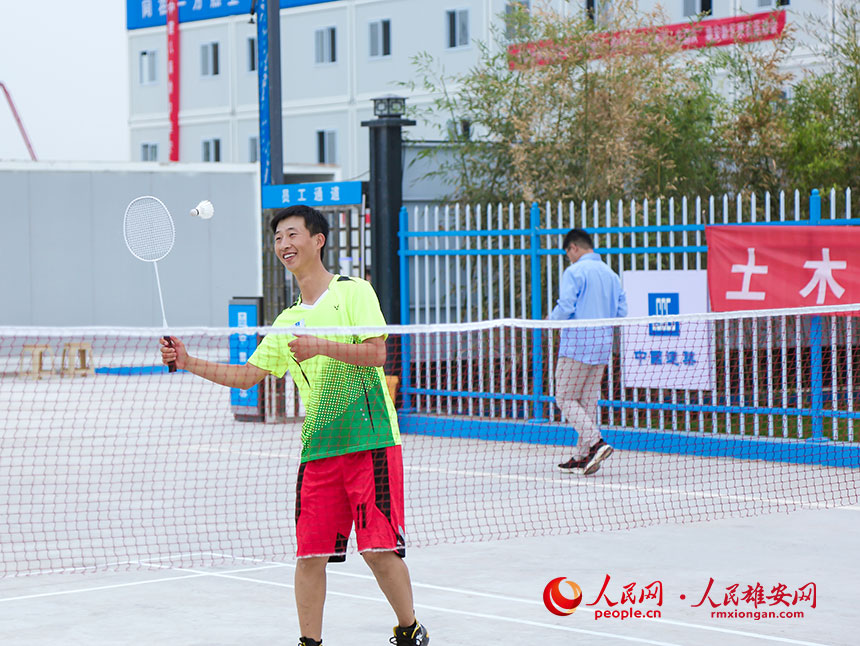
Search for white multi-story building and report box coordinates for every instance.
[126,0,827,181]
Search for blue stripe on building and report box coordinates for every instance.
[127,0,337,30]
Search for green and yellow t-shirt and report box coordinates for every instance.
[248,275,400,462]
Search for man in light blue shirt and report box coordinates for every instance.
[549,229,627,475]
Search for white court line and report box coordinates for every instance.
[165,565,836,646]
[0,571,208,603]
[189,444,854,510]
[2,559,679,646]
[133,565,687,646]
[0,555,835,646]
[404,463,854,510]
[0,563,287,603]
[190,444,299,461]
[14,552,216,577]
[199,553,833,646]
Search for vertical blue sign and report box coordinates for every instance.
[229,302,259,408]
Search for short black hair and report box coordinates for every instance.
[270,205,329,260]
[562,228,593,251]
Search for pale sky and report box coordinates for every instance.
[0,1,129,162]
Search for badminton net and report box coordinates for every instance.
[0,303,858,577]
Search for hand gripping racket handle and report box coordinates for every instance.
[163,336,177,373]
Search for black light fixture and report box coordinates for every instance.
[372,95,407,118]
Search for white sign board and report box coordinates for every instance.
[621,270,713,391]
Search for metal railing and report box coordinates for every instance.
[398,189,860,444]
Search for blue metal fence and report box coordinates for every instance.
[396,189,860,464]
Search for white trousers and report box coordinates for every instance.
[555,357,606,459]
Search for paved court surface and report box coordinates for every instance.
[1,503,857,646]
[2,368,858,644]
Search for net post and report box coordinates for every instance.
[809,189,825,441]
[398,206,413,412]
[530,201,546,421]
[810,315,824,441]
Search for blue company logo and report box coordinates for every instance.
[648,293,680,336]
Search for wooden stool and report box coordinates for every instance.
[60,342,95,378]
[19,344,55,380]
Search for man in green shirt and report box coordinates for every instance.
[160,205,428,646]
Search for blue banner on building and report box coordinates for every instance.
[127,0,336,30]
[262,181,363,208]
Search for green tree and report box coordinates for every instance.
[783,72,850,190]
[708,27,795,195]
[783,0,860,193]
[405,1,858,206]
[404,0,723,205]
[637,60,724,198]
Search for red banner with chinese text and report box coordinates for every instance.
[508,10,786,70]
[167,1,180,162]
[706,225,860,312]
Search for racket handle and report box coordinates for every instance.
[163,336,177,373]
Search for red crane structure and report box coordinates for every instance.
[1,81,38,161]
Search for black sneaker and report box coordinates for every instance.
[583,439,613,475]
[298,638,322,646]
[390,619,429,646]
[557,456,589,474]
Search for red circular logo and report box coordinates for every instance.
[543,577,583,616]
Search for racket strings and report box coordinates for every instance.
[124,198,175,262]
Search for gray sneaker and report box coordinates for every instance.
[583,440,613,475]
[557,456,589,474]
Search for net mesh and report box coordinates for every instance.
[1,305,858,576]
[123,196,175,262]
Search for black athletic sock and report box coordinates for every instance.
[396,620,418,633]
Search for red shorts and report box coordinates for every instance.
[295,444,406,561]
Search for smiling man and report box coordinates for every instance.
[159,205,429,646]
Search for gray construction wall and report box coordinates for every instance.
[0,162,261,327]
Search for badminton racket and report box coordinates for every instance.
[123,196,177,373]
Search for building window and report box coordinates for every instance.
[316,130,336,164]
[446,9,469,48]
[139,50,157,84]
[202,138,221,162]
[248,37,257,72]
[369,19,391,58]
[446,119,471,141]
[249,136,259,163]
[315,27,337,64]
[684,0,712,17]
[759,0,789,6]
[201,42,220,77]
[505,1,530,41]
[141,143,158,161]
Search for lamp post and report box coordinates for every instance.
[361,96,415,326]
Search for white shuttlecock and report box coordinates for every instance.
[190,200,214,219]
